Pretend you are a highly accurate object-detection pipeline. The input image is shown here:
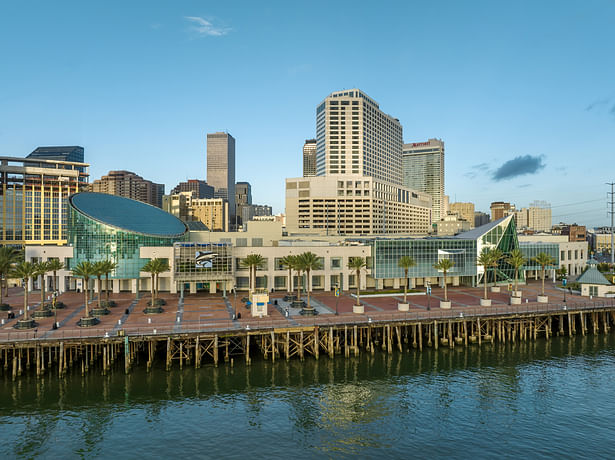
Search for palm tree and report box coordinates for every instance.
[142,258,170,307]
[0,246,20,309]
[100,259,117,306]
[34,261,52,311]
[433,258,455,302]
[297,252,322,312]
[280,255,296,295]
[93,261,107,311]
[506,249,526,295]
[347,257,367,306]
[398,255,416,304]
[11,261,38,326]
[46,259,64,296]
[489,248,504,288]
[72,261,96,318]
[532,252,556,296]
[477,248,492,300]
[241,254,265,294]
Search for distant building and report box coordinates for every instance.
[490,202,512,221]
[191,198,229,232]
[449,202,475,229]
[474,211,490,228]
[235,181,252,227]
[170,179,214,199]
[512,201,552,232]
[436,214,471,236]
[90,170,164,207]
[303,139,317,177]
[241,204,272,225]
[402,139,445,223]
[560,224,587,242]
[27,145,84,164]
[207,132,236,227]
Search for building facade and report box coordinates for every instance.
[490,202,511,221]
[0,155,89,246]
[449,202,475,228]
[206,132,236,227]
[27,146,84,165]
[285,175,432,236]
[474,211,490,228]
[170,179,214,199]
[315,89,403,185]
[235,181,252,227]
[302,139,317,177]
[90,170,164,208]
[191,198,229,232]
[436,214,471,236]
[402,139,445,223]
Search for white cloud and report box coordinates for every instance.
[185,16,231,37]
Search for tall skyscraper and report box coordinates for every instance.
[402,139,445,223]
[90,170,164,207]
[206,132,236,227]
[235,181,252,227]
[315,89,403,185]
[302,139,317,176]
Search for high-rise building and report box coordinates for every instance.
[90,170,164,207]
[449,202,475,228]
[27,146,84,164]
[241,204,272,225]
[528,201,552,232]
[402,139,445,223]
[170,179,214,199]
[474,211,490,228]
[303,139,317,177]
[206,132,236,227]
[490,202,512,221]
[235,181,252,227]
[0,153,89,245]
[315,89,403,185]
[285,175,432,235]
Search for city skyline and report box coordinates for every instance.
[1,1,614,226]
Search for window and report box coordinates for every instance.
[561,250,565,260]
[331,257,341,269]
[590,286,598,296]
[251,238,263,247]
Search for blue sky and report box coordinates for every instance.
[1,0,614,226]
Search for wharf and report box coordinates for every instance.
[1,283,614,380]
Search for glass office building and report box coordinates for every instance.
[370,215,557,286]
[67,192,187,279]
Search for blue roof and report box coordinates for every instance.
[70,192,187,237]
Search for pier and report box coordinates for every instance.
[1,282,614,380]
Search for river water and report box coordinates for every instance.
[1,335,615,459]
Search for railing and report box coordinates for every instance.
[1,299,614,344]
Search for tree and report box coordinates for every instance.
[296,252,322,312]
[280,255,296,295]
[71,261,96,318]
[433,258,455,302]
[489,248,504,288]
[141,258,170,306]
[0,246,21,307]
[100,259,117,306]
[556,266,567,280]
[241,254,265,294]
[506,249,526,294]
[347,257,367,307]
[46,259,64,295]
[532,252,556,296]
[477,248,492,301]
[34,261,52,311]
[398,255,416,303]
[93,261,107,311]
[11,261,38,324]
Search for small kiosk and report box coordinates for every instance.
[250,290,269,317]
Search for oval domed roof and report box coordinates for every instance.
[70,192,187,237]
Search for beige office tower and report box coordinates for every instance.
[303,139,317,177]
[528,201,552,232]
[449,202,475,228]
[402,139,445,223]
[285,175,432,235]
[315,89,403,185]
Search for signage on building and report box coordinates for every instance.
[195,250,216,269]
[410,141,430,148]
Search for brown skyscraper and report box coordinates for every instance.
[303,139,317,177]
[490,201,512,221]
[90,170,164,207]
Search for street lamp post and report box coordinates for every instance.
[52,290,58,329]
[233,288,237,320]
[427,282,431,311]
[335,284,339,316]
[563,277,567,303]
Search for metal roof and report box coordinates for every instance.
[576,266,612,286]
[452,215,512,240]
[70,192,187,237]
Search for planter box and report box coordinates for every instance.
[512,290,522,298]
[440,300,451,309]
[511,296,521,305]
[397,303,409,312]
[352,305,364,314]
[490,286,500,293]
[537,295,548,303]
[480,298,492,307]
